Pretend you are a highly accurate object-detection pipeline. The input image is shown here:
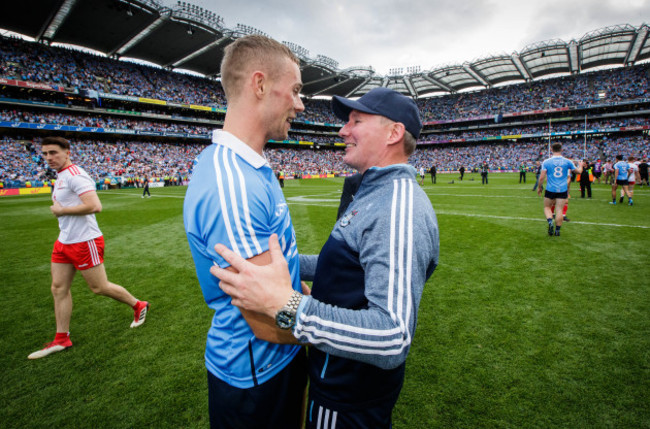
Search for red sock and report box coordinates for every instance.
[133,301,143,310]
[54,332,69,341]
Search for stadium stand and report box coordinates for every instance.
[1,32,649,188]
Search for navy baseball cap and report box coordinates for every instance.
[331,87,422,139]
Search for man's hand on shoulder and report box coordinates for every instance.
[211,234,294,319]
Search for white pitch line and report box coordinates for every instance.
[426,192,540,199]
[285,199,649,229]
[98,192,187,199]
[434,211,650,229]
[287,195,340,203]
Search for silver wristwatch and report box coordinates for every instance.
[275,290,303,329]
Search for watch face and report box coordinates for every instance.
[276,310,296,329]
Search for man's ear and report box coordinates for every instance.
[387,122,406,146]
[251,70,266,99]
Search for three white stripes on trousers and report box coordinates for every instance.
[316,405,338,429]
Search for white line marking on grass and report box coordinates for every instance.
[436,211,650,229]
[98,192,187,199]
[287,195,340,203]
[427,192,540,199]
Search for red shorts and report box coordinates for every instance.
[51,236,104,270]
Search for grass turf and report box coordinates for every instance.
[1,172,648,428]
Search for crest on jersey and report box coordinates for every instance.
[340,210,358,227]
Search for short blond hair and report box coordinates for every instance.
[220,35,299,101]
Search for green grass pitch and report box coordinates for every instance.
[1,172,648,428]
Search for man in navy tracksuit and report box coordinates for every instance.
[212,88,439,428]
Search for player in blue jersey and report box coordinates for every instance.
[537,143,582,236]
[212,87,439,428]
[610,154,632,205]
[183,35,307,429]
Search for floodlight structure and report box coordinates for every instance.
[173,1,224,31]
[315,55,338,70]
[282,41,310,60]
[233,24,268,38]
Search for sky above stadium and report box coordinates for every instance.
[163,0,649,75]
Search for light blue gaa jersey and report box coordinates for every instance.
[614,161,630,181]
[542,155,577,193]
[183,130,301,389]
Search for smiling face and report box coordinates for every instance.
[262,57,304,142]
[42,144,71,172]
[338,110,394,173]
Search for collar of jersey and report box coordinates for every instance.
[364,163,417,183]
[57,163,76,173]
[212,130,269,169]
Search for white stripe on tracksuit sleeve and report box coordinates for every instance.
[293,167,439,370]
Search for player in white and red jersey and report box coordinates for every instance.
[28,137,149,360]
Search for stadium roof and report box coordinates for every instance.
[1,1,649,99]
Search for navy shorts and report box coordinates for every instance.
[545,190,568,199]
[306,396,394,429]
[616,179,629,186]
[207,348,307,429]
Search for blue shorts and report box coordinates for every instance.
[545,190,568,199]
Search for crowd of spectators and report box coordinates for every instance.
[410,142,544,172]
[0,36,227,107]
[2,34,649,188]
[412,136,647,172]
[2,133,647,188]
[601,136,650,161]
[287,133,340,145]
[0,137,206,187]
[264,147,350,176]
[4,106,645,146]
[418,65,649,122]
[1,138,354,187]
[0,108,212,135]
[421,116,650,142]
[3,34,649,126]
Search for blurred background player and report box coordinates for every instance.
[620,156,639,204]
[537,143,582,236]
[639,158,649,187]
[579,160,593,198]
[481,161,489,184]
[142,176,150,198]
[29,137,148,360]
[593,159,603,184]
[610,154,632,205]
[551,172,572,222]
[531,161,542,191]
[604,160,614,185]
